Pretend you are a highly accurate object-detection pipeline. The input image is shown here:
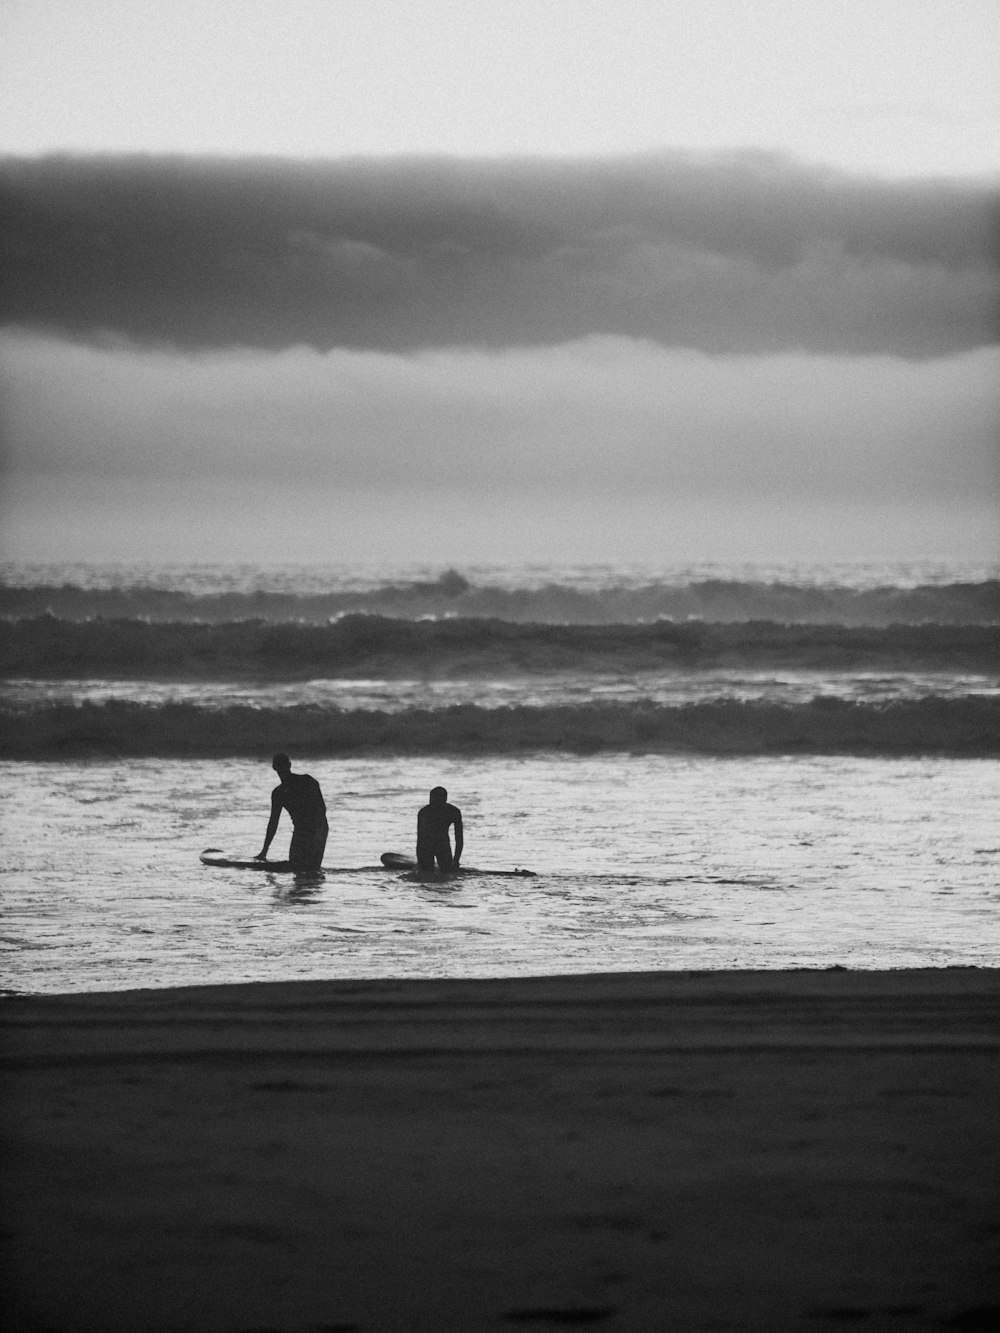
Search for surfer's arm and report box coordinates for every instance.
[416,807,429,856]
[256,790,283,859]
[452,810,463,867]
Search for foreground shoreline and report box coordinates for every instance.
[3,969,999,1331]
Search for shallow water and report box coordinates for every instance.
[2,754,997,994]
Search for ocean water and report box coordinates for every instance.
[2,560,998,994]
[5,558,996,594]
[4,667,997,712]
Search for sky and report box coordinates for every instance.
[1,0,998,566]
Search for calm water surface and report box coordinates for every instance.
[2,754,997,994]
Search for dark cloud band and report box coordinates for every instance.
[2,151,997,355]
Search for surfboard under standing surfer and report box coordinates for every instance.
[255,753,328,871]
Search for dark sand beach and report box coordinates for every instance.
[2,970,998,1332]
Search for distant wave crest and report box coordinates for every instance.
[2,577,998,626]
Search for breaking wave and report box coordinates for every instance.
[2,697,997,758]
[3,614,998,677]
[2,575,998,626]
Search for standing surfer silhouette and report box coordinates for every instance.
[255,753,328,871]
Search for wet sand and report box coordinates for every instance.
[2,970,999,1332]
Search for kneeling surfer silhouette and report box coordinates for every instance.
[416,786,463,873]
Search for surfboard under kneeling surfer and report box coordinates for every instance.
[416,786,463,873]
[256,753,328,871]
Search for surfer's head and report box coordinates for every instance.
[272,752,292,776]
[429,785,448,804]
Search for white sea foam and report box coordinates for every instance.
[4,670,998,713]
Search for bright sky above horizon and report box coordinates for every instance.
[1,0,998,564]
[2,0,1000,175]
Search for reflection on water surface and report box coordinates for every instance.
[2,754,998,993]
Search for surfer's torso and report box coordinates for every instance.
[416,800,462,871]
[273,773,327,830]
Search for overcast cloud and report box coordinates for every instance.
[2,152,998,356]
